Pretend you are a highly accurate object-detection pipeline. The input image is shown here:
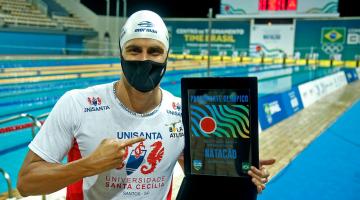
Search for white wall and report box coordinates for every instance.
[97,15,126,56]
[56,0,98,29]
[56,0,126,55]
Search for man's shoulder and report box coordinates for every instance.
[60,82,113,107]
[66,82,113,97]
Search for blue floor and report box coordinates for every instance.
[259,100,360,200]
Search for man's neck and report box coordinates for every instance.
[115,79,162,114]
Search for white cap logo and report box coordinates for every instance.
[138,21,153,27]
[119,10,169,51]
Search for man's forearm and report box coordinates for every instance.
[17,157,92,196]
[18,138,141,196]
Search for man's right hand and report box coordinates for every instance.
[83,137,145,176]
[17,137,145,196]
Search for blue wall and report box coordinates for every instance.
[66,35,84,55]
[0,31,83,55]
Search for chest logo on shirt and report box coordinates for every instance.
[84,96,110,112]
[117,141,164,175]
[165,120,184,138]
[172,102,181,111]
[166,101,181,116]
[88,96,102,106]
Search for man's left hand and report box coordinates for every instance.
[248,159,276,194]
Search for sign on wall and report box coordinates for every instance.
[321,27,346,57]
[295,19,360,60]
[298,71,347,107]
[166,20,250,56]
[250,24,295,57]
[258,93,288,130]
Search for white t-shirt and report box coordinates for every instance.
[29,82,185,200]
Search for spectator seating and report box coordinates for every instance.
[0,0,57,27]
[0,0,93,30]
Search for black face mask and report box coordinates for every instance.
[120,55,167,93]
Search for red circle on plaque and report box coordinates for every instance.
[200,117,217,134]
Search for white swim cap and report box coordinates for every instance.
[119,10,169,51]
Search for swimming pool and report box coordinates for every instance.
[0,63,340,194]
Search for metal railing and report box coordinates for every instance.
[0,112,49,199]
[0,113,42,138]
[36,113,50,121]
[0,168,13,199]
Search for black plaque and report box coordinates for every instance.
[177,77,259,200]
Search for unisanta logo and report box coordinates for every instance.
[172,102,181,111]
[84,97,110,112]
[166,102,181,116]
[117,141,164,175]
[88,97,101,106]
[137,21,153,27]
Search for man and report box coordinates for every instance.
[17,10,274,199]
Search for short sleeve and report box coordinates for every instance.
[29,91,80,163]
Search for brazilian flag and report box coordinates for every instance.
[321,27,346,44]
